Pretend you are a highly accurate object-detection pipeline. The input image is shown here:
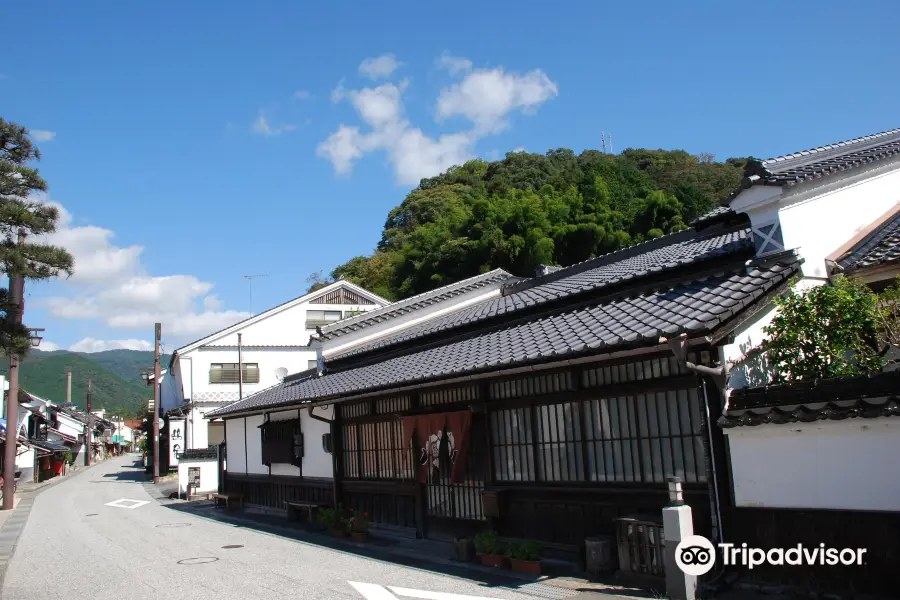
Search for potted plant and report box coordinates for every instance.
[316,506,350,537]
[347,509,370,542]
[474,530,507,568]
[507,541,541,575]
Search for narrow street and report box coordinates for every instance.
[0,456,556,600]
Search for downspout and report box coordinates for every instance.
[661,333,727,549]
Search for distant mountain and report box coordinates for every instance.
[74,349,172,387]
[0,349,171,417]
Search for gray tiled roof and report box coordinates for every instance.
[837,208,900,273]
[743,128,900,188]
[318,269,516,340]
[331,227,753,360]
[690,205,735,227]
[210,252,799,417]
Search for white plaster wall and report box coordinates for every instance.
[189,347,317,402]
[55,414,84,438]
[245,414,266,475]
[725,418,900,511]
[225,418,246,474]
[722,278,824,391]
[303,405,334,478]
[190,406,210,450]
[178,459,219,495]
[16,447,34,471]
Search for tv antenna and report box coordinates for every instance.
[242,274,268,315]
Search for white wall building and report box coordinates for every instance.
[207,269,517,497]
[718,128,900,513]
[164,280,389,452]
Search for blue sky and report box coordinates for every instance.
[2,1,898,353]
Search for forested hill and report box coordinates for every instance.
[321,148,749,301]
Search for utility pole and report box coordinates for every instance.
[153,323,161,484]
[3,230,26,511]
[85,379,93,466]
[66,371,72,405]
[237,333,244,401]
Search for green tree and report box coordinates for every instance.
[0,118,74,355]
[763,276,882,382]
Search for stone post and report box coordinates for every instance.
[663,477,697,600]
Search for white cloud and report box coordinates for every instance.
[203,295,223,311]
[436,67,558,134]
[292,90,311,100]
[512,146,526,153]
[35,198,252,342]
[358,54,401,80]
[436,52,472,75]
[39,341,61,351]
[252,112,296,137]
[317,80,475,185]
[318,55,556,185]
[69,338,154,353]
[30,130,56,142]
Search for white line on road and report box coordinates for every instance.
[389,586,502,600]
[104,498,150,509]
[349,581,504,600]
[349,581,400,599]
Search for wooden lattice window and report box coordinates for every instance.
[342,419,412,480]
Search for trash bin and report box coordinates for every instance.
[585,535,616,575]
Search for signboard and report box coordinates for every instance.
[188,466,201,487]
[168,417,186,466]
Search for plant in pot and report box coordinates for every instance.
[507,541,541,575]
[474,530,507,568]
[316,506,350,537]
[347,509,370,542]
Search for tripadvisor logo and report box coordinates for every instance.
[675,536,867,576]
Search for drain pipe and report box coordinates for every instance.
[661,334,728,586]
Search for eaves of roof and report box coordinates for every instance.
[329,225,754,363]
[835,205,900,274]
[318,269,517,340]
[210,250,800,418]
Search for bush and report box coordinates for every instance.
[506,541,541,561]
[474,530,505,555]
[315,504,352,529]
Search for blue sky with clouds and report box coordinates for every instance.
[2,0,898,353]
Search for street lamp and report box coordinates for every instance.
[27,328,44,348]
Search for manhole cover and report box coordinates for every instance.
[221,544,244,549]
[177,557,219,565]
[156,523,193,528]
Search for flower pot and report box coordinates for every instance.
[350,531,368,542]
[479,553,508,568]
[510,558,541,575]
[330,527,348,538]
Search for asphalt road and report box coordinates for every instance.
[1,456,548,600]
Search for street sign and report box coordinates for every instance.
[188,467,200,486]
[349,582,501,600]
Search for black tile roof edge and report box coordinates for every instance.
[726,368,900,411]
[837,209,900,272]
[725,127,900,202]
[757,128,900,175]
[718,397,900,428]
[327,229,755,366]
[319,269,517,340]
[501,227,701,297]
[210,253,802,419]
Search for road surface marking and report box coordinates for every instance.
[389,586,502,600]
[349,582,400,599]
[105,498,150,509]
[349,581,502,600]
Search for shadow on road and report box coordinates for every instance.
[158,501,652,598]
